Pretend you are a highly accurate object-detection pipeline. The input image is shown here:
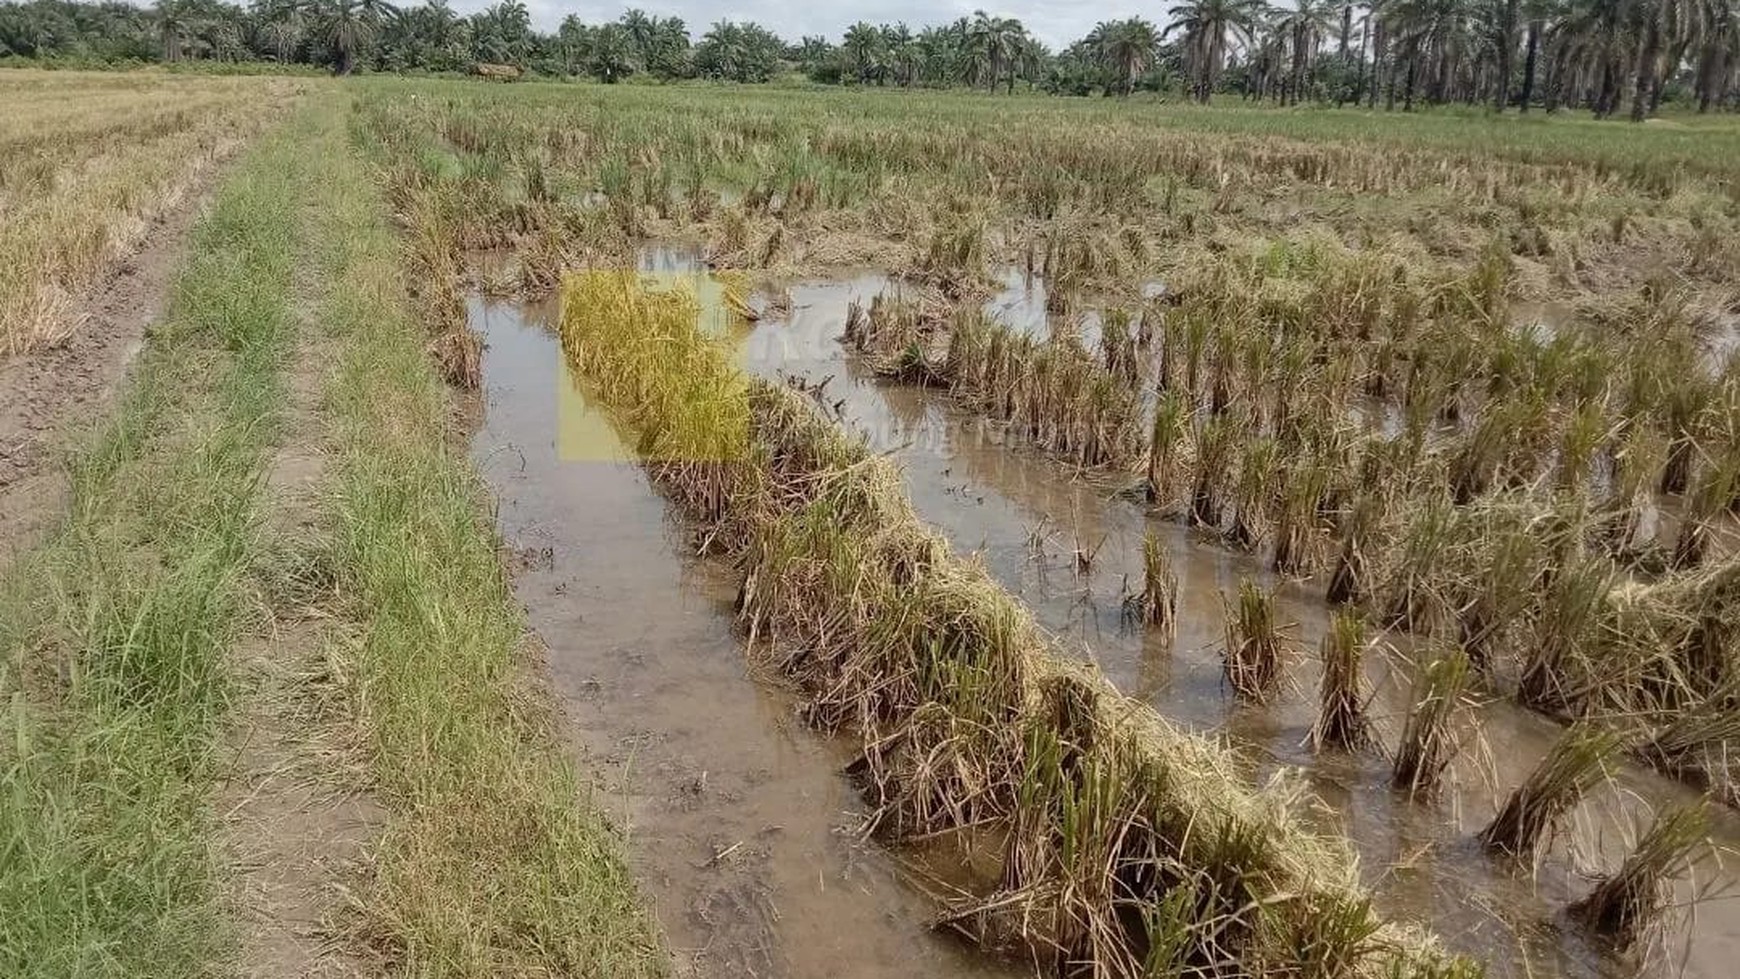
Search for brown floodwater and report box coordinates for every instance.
[467,294,1022,979]
[721,262,1740,979]
[469,250,1740,979]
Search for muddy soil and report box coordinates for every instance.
[0,175,212,564]
[467,296,1021,979]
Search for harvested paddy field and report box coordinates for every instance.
[6,69,1740,979]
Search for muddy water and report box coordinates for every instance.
[475,249,1740,978]
[723,269,1740,979]
[467,294,1020,979]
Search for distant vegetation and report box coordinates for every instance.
[2,0,1737,117]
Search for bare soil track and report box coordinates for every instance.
[221,301,382,979]
[0,173,214,561]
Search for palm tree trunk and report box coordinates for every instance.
[1364,18,1378,107]
[1653,39,1689,115]
[1520,20,1542,112]
[1294,32,1310,104]
[1495,0,1519,111]
[1595,53,1618,116]
[1404,51,1418,110]
[1696,41,1719,112]
[1631,9,1662,122]
[1545,44,1565,112]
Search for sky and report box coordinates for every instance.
[445,1,1161,50]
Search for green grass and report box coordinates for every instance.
[0,91,667,979]
[0,99,302,978]
[304,99,667,976]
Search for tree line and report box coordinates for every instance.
[1,0,1735,116]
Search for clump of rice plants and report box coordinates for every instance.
[1099,308,1139,388]
[1570,802,1711,950]
[1601,422,1666,560]
[1447,401,1517,504]
[1124,532,1178,641]
[1273,462,1330,577]
[914,208,987,299]
[1639,678,1740,784]
[938,312,1141,468]
[1454,501,1543,669]
[1658,383,1710,496]
[1518,554,1614,716]
[1146,389,1190,510]
[1327,494,1380,607]
[1672,457,1739,572]
[1383,495,1457,635]
[1310,609,1373,752]
[845,291,948,383]
[1222,578,1286,702]
[1191,414,1237,529]
[1559,397,1610,493]
[1228,436,1278,551]
[1479,723,1622,858]
[1393,647,1472,797]
[560,269,752,524]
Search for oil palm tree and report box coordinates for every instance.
[251,0,303,62]
[315,0,395,74]
[915,24,957,84]
[1007,30,1043,91]
[1382,0,1479,108]
[1634,0,1706,117]
[887,27,922,86]
[1165,0,1269,101]
[155,0,197,61]
[843,20,886,83]
[1694,0,1740,111]
[1093,17,1162,95]
[1552,0,1635,116]
[588,21,634,81]
[963,9,1026,91]
[619,7,654,65]
[1631,0,1668,118]
[1276,0,1338,102]
[1518,0,1563,109]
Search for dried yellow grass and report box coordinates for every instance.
[0,72,300,356]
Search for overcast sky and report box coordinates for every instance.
[450,2,1162,50]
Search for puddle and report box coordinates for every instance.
[467,293,1020,979]
[982,266,1109,347]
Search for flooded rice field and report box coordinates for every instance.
[467,252,1740,979]
[468,295,1016,979]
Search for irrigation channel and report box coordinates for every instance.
[467,248,1740,979]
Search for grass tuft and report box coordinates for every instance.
[1392,647,1472,798]
[1479,723,1622,858]
[1570,802,1712,950]
[1310,609,1374,752]
[1222,578,1286,703]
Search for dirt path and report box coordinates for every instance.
[219,274,383,975]
[0,174,214,563]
